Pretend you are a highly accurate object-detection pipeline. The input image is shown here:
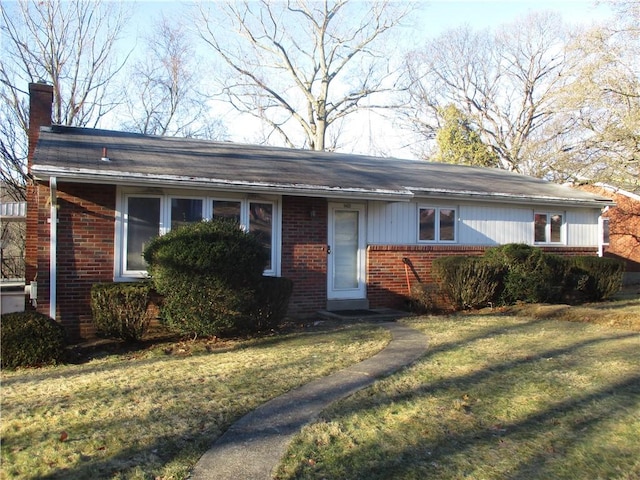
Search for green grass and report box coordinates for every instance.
[3,294,639,480]
[275,302,640,479]
[0,324,390,479]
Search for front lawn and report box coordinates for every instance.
[276,297,640,479]
[2,294,638,480]
[0,324,390,479]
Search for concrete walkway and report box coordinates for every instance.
[189,322,428,480]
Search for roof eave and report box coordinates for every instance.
[31,165,414,202]
[410,188,615,208]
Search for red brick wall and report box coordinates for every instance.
[367,245,486,310]
[367,245,598,310]
[580,185,640,273]
[281,196,328,317]
[26,83,53,285]
[32,182,116,340]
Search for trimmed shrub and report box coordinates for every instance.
[408,282,439,313]
[249,276,294,331]
[432,256,504,309]
[143,219,270,337]
[484,244,564,304]
[90,282,153,341]
[566,256,624,301]
[1,311,67,369]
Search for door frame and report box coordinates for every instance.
[327,202,366,300]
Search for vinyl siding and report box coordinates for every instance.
[367,200,600,247]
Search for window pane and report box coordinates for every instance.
[550,214,563,243]
[250,202,273,270]
[602,218,610,244]
[127,197,160,271]
[171,198,203,230]
[534,213,547,243]
[439,208,455,241]
[419,208,435,241]
[213,200,241,222]
[334,210,359,289]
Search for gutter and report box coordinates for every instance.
[409,187,615,209]
[31,166,414,202]
[31,165,615,208]
[49,176,57,319]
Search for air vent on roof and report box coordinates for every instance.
[101,147,110,162]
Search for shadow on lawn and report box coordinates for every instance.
[3,322,389,480]
[17,318,639,480]
[283,321,640,479]
[297,374,640,480]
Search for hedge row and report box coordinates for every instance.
[428,244,624,310]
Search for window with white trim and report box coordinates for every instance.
[124,196,161,273]
[534,212,564,244]
[250,202,273,270]
[119,193,277,278]
[418,206,457,243]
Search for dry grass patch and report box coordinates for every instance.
[1,324,390,479]
[276,299,640,480]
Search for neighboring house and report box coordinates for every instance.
[25,83,614,339]
[1,200,27,315]
[579,184,640,284]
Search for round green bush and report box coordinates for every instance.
[143,219,270,337]
[566,256,624,301]
[484,244,562,304]
[1,311,67,369]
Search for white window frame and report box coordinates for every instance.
[533,211,566,245]
[417,205,458,243]
[167,196,205,231]
[115,189,280,280]
[119,194,164,278]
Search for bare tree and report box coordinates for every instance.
[0,0,130,200]
[403,12,571,178]
[559,1,640,192]
[120,15,226,139]
[195,0,411,151]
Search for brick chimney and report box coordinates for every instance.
[28,82,54,171]
[25,82,53,297]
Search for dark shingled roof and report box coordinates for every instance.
[31,125,612,207]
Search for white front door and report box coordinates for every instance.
[327,203,366,300]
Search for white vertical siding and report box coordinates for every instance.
[566,209,600,246]
[458,204,532,245]
[367,201,416,244]
[367,200,601,247]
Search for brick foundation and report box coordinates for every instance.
[367,244,598,310]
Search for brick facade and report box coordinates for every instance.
[281,196,328,317]
[25,83,54,285]
[580,185,640,275]
[367,244,599,310]
[30,182,116,340]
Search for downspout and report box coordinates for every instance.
[49,176,57,319]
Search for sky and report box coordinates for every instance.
[416,0,611,35]
[125,0,615,158]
